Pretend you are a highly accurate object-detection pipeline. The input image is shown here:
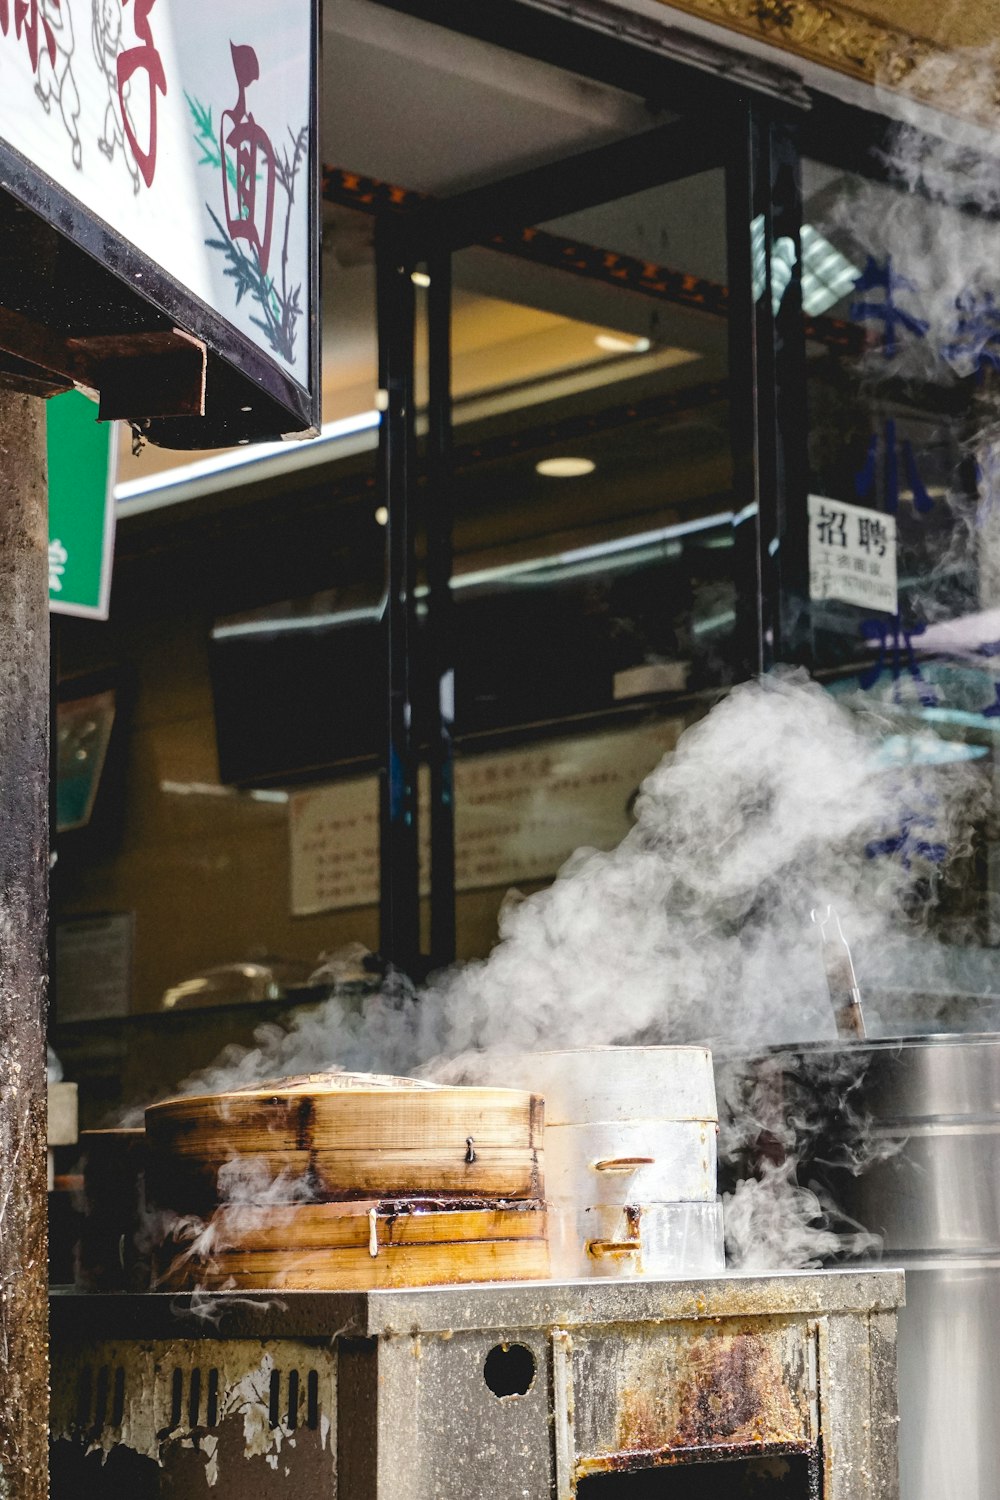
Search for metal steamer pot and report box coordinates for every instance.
[520,1046,725,1279]
[723,1034,1000,1500]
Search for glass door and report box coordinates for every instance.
[394,109,758,971]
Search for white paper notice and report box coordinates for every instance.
[288,722,684,917]
[808,494,897,614]
[55,912,133,1021]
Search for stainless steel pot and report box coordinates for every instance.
[543,1119,717,1205]
[517,1046,724,1278]
[725,1034,1000,1500]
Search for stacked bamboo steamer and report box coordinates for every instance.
[78,1127,148,1291]
[521,1047,725,1278]
[145,1071,548,1290]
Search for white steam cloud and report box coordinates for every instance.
[190,671,983,1096]
[144,68,1000,1276]
[160,672,986,1272]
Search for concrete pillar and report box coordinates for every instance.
[0,390,49,1499]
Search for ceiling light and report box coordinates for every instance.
[594,333,651,354]
[411,271,431,288]
[875,734,988,768]
[536,457,596,478]
[375,505,389,525]
[751,217,862,318]
[799,224,860,316]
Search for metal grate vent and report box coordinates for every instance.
[75,1365,126,1429]
[268,1367,321,1430]
[149,1363,321,1433]
[165,1365,222,1431]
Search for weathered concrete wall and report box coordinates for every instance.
[647,0,1000,101]
[0,391,49,1499]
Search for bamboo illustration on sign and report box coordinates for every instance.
[188,43,306,365]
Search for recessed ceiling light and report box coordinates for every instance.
[594,333,651,354]
[536,457,596,478]
[375,505,389,525]
[411,270,431,288]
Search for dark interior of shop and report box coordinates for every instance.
[49,0,1000,1125]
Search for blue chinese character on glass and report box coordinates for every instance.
[865,809,948,869]
[855,418,933,515]
[942,289,1000,377]
[850,255,929,359]
[859,615,939,706]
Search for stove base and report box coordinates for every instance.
[50,1271,902,1499]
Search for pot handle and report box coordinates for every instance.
[586,1238,641,1258]
[591,1156,655,1172]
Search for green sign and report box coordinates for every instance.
[48,390,116,619]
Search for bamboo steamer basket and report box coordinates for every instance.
[145,1072,545,1205]
[146,1072,548,1290]
[155,1199,548,1290]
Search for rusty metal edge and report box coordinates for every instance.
[574,1437,816,1478]
[50,1269,904,1341]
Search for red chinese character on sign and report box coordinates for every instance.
[0,0,57,73]
[116,0,166,189]
[221,42,276,274]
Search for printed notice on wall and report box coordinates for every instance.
[808,494,897,614]
[55,912,134,1022]
[289,722,684,917]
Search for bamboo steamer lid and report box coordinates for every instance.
[155,1199,549,1291]
[145,1072,545,1202]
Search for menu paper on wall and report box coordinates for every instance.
[0,0,314,394]
[55,912,133,1021]
[289,723,685,917]
[808,494,898,614]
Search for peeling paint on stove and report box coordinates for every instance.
[221,1350,280,1460]
[201,1433,219,1487]
[50,1336,338,1489]
[49,1278,901,1498]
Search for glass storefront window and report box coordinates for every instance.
[800,151,1000,1023]
[445,166,735,728]
[53,3,735,1112]
[60,0,1000,1112]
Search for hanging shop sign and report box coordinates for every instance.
[0,0,319,435]
[48,391,116,618]
[808,493,898,615]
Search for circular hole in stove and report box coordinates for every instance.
[483,1343,536,1398]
